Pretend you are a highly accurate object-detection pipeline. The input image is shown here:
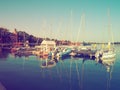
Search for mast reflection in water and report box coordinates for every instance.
[99,57,116,90]
[0,45,120,90]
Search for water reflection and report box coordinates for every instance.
[98,57,116,90]
[0,49,118,90]
[69,56,94,90]
[97,58,115,73]
[0,82,6,90]
[0,51,9,60]
[11,52,31,58]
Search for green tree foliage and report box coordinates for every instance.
[0,27,11,43]
[0,27,74,46]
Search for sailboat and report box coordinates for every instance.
[100,42,116,60]
[95,44,115,61]
[95,9,116,61]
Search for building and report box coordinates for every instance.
[41,40,56,52]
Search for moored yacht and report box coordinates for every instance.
[95,42,116,61]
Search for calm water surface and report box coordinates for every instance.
[0,45,120,90]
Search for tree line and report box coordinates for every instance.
[1,27,119,46]
[0,27,71,46]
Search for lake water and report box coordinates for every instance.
[0,45,120,90]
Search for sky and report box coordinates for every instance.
[0,0,120,42]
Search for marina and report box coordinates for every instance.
[0,45,120,90]
[0,0,120,90]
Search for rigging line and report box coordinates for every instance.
[81,59,85,90]
[41,66,45,78]
[56,63,62,82]
[75,60,81,89]
[109,60,116,89]
[58,60,63,82]
[57,18,63,40]
[48,68,52,80]
[69,58,73,90]
[107,8,114,45]
[59,60,64,82]
[61,59,69,77]
[70,9,73,41]
[106,72,109,90]
[107,69,111,90]
[76,15,83,43]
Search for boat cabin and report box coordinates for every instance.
[40,40,56,52]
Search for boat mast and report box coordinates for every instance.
[42,18,47,40]
[107,8,114,47]
[76,13,85,44]
[70,9,73,43]
[14,28,18,45]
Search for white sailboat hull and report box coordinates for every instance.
[101,51,116,60]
